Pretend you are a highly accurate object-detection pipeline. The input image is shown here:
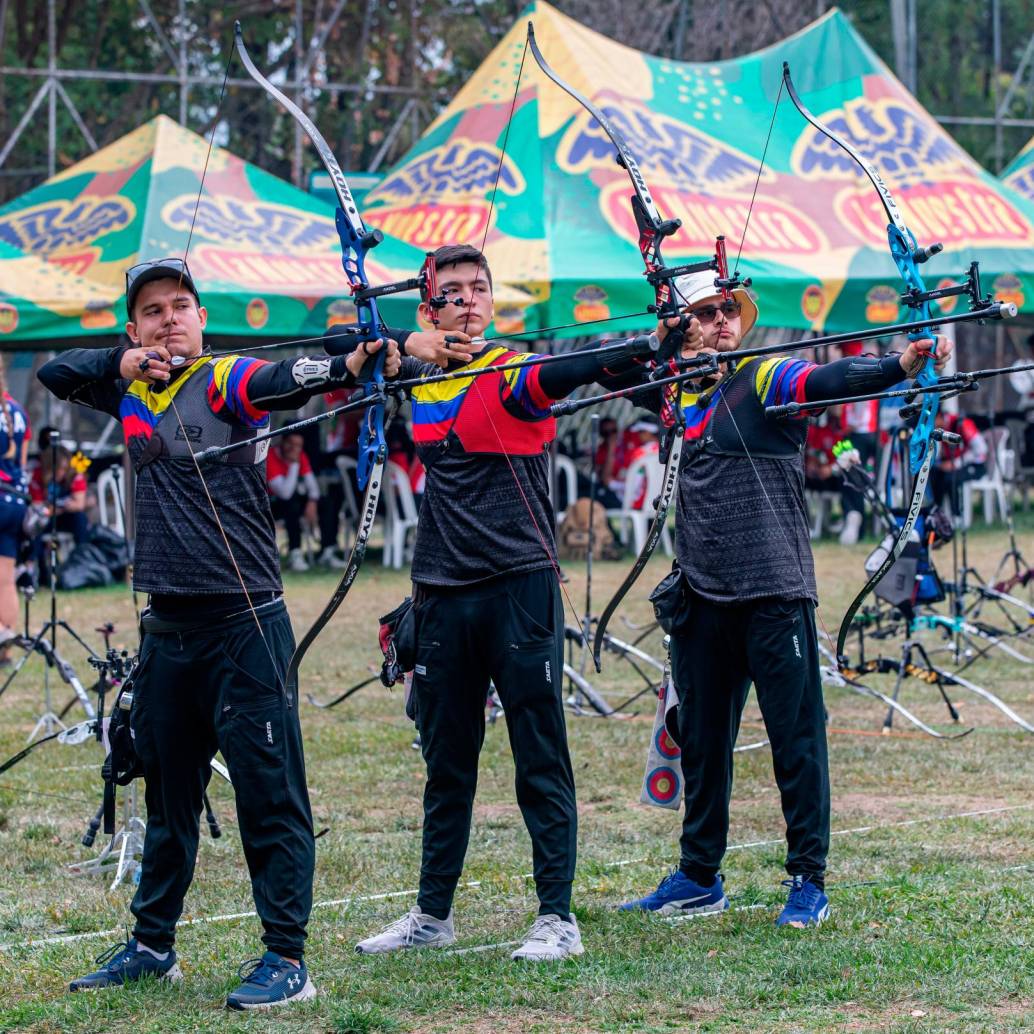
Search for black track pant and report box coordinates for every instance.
[670,592,829,884]
[413,568,576,918]
[129,602,315,958]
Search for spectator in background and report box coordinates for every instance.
[623,418,660,510]
[30,442,89,546]
[387,419,426,509]
[930,410,989,512]
[0,358,30,654]
[595,415,638,505]
[267,432,322,573]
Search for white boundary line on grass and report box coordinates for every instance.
[2,801,1030,953]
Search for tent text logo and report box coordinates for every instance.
[793,95,1033,248]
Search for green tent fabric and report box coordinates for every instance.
[363,2,1034,335]
[1002,136,1034,202]
[0,238,120,344]
[0,115,428,343]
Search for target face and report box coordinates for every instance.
[645,765,680,805]
[655,726,680,759]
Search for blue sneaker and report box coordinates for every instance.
[776,876,830,928]
[619,869,729,915]
[225,951,316,1010]
[69,938,182,991]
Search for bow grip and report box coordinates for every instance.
[908,358,940,470]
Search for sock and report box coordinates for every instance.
[134,940,169,961]
[417,903,451,922]
[679,862,719,887]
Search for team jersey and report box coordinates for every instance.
[29,466,87,504]
[0,395,30,499]
[401,347,558,586]
[671,355,819,604]
[122,356,280,596]
[120,355,269,455]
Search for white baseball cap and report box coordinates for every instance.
[671,268,758,335]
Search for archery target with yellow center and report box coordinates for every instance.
[655,726,680,760]
[645,765,680,805]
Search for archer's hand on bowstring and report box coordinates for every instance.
[345,338,402,381]
[898,334,953,379]
[404,329,477,369]
[120,345,172,387]
[657,314,720,386]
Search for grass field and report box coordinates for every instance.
[0,522,1031,1033]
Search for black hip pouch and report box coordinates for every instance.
[649,562,691,634]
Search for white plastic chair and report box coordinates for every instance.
[804,489,841,539]
[335,455,360,540]
[95,466,125,537]
[962,427,1011,527]
[382,461,419,569]
[552,454,578,522]
[605,451,672,556]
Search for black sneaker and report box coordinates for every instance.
[225,952,316,1010]
[69,938,182,991]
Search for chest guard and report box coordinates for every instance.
[130,360,267,472]
[450,352,555,456]
[689,361,806,461]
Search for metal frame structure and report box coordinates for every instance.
[0,0,438,187]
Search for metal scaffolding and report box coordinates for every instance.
[0,0,438,188]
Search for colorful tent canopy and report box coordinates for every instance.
[363,2,1034,335]
[0,115,429,343]
[0,238,119,343]
[1002,137,1034,202]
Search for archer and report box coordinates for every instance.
[36,257,417,1009]
[352,243,666,962]
[617,265,953,928]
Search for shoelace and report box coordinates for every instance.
[525,915,566,944]
[782,877,821,910]
[94,941,131,973]
[655,869,683,894]
[382,910,425,946]
[236,957,282,987]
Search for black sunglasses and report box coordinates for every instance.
[689,300,742,324]
[125,257,190,293]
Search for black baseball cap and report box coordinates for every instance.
[125,257,200,317]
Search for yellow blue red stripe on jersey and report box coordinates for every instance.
[120,355,269,445]
[677,356,816,442]
[411,346,552,445]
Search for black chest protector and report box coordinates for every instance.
[129,362,282,597]
[689,360,808,460]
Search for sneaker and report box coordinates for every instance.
[69,938,182,991]
[287,549,309,573]
[317,547,347,570]
[775,876,830,928]
[618,869,729,915]
[355,907,455,954]
[511,913,584,962]
[225,952,316,1010]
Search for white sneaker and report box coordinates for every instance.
[355,907,455,955]
[317,547,347,570]
[287,549,309,573]
[511,913,584,962]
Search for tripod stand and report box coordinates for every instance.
[0,566,98,739]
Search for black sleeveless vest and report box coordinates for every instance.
[129,360,282,596]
